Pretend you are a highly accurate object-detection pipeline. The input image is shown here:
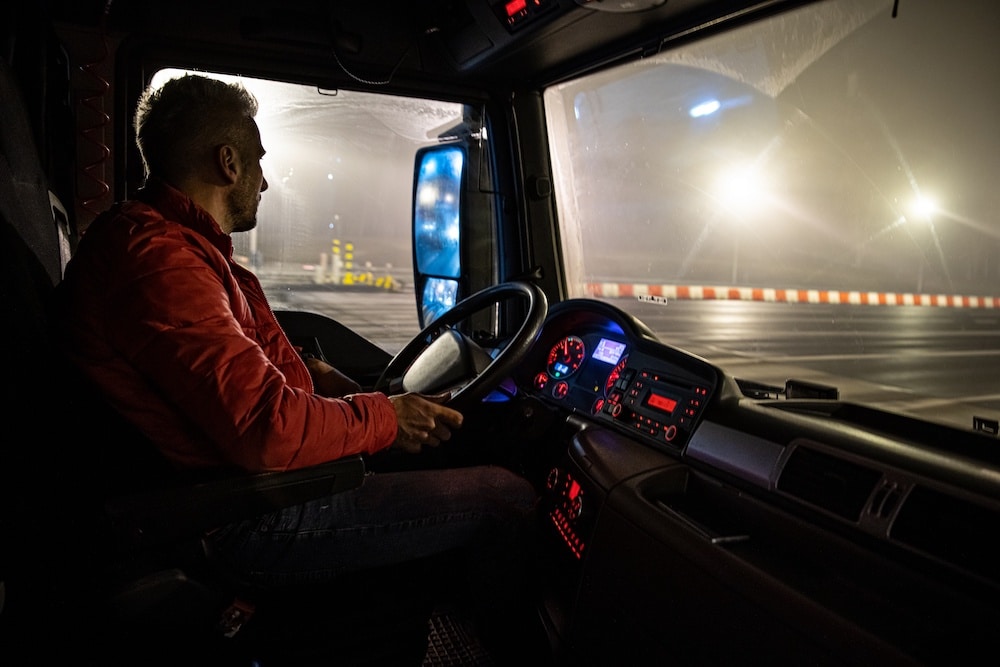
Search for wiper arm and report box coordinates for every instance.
[736,378,839,400]
[973,416,999,436]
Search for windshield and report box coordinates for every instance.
[545,0,999,431]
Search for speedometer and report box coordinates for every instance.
[605,354,629,396]
[547,336,586,379]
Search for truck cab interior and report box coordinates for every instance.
[3,0,999,665]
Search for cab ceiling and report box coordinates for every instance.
[51,0,776,89]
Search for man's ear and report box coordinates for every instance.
[215,144,240,185]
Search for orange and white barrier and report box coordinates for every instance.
[584,283,1000,308]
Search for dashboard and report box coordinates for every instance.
[515,299,1000,665]
[516,299,721,454]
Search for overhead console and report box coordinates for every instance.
[492,0,559,31]
[434,0,714,80]
[437,0,571,71]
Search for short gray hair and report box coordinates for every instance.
[134,74,259,181]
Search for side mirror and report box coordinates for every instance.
[412,144,465,327]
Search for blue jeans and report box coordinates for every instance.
[204,464,538,588]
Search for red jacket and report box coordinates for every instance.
[54,178,397,472]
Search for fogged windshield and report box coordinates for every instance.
[545,0,999,431]
[151,69,466,353]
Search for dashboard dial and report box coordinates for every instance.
[605,354,629,396]
[533,372,549,390]
[547,336,586,379]
[551,381,570,400]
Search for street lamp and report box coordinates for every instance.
[903,192,955,293]
[714,165,767,284]
[912,194,938,221]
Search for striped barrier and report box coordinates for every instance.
[584,283,1000,308]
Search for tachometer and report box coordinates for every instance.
[547,336,586,379]
[605,354,629,396]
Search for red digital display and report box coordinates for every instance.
[647,392,678,414]
[505,0,527,17]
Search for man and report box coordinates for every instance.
[52,74,539,658]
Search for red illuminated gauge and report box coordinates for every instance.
[534,372,549,391]
[547,335,585,379]
[551,381,570,400]
[605,354,629,396]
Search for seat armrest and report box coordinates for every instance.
[275,309,392,387]
[104,455,366,549]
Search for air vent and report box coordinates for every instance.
[777,445,882,522]
[867,479,905,520]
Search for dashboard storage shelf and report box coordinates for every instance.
[570,461,1000,665]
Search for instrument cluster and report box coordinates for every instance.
[523,303,719,453]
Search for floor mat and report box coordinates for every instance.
[422,607,495,667]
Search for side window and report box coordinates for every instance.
[149,68,471,353]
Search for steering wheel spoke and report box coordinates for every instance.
[374,281,547,408]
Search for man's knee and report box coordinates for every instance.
[477,465,538,512]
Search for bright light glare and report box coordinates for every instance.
[912,195,938,220]
[445,216,460,242]
[417,184,439,206]
[714,166,766,216]
[690,99,721,118]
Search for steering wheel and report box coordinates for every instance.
[374,281,547,409]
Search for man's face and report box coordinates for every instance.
[227,120,268,234]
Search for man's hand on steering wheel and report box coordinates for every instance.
[388,392,464,454]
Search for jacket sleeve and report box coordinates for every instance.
[100,224,398,472]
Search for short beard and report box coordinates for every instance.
[226,177,259,233]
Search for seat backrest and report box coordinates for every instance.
[0,34,75,411]
[0,43,83,650]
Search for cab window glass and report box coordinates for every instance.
[150,69,468,353]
